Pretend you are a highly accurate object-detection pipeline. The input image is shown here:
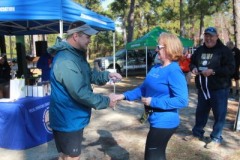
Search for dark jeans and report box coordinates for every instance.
[192,88,229,142]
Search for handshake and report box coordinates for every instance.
[107,72,124,108]
[108,93,124,109]
[107,94,152,109]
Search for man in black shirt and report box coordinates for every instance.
[184,27,235,149]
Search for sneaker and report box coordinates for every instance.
[228,95,236,101]
[183,135,203,141]
[183,135,211,143]
[205,140,221,149]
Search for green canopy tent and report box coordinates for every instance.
[124,27,194,76]
[126,27,167,50]
[126,26,194,49]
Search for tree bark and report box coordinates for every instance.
[180,0,185,37]
[199,11,204,46]
[234,0,240,48]
[127,0,135,43]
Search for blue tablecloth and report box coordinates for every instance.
[0,96,53,150]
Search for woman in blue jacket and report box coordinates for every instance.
[114,33,188,160]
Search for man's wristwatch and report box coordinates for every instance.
[212,70,216,75]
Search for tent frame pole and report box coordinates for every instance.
[59,20,63,38]
[125,49,128,78]
[113,31,116,93]
[145,46,148,75]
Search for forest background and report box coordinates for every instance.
[2,0,240,60]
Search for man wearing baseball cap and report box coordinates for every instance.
[47,21,122,160]
[204,27,218,35]
[184,27,235,149]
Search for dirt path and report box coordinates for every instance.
[0,76,240,160]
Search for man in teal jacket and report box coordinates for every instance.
[48,21,122,160]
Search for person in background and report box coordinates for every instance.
[179,48,192,85]
[47,21,122,160]
[226,41,240,98]
[37,51,52,82]
[113,32,188,160]
[0,54,11,98]
[145,51,154,72]
[37,51,52,95]
[0,54,11,84]
[184,27,235,149]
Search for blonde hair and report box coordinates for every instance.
[158,32,183,61]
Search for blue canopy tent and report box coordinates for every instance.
[0,0,115,36]
[0,0,118,89]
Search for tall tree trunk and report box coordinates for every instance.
[189,16,195,43]
[199,11,204,46]
[127,0,135,43]
[234,0,240,48]
[122,17,127,45]
[180,0,185,37]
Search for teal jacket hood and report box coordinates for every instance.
[47,37,69,56]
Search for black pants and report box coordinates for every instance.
[145,127,177,160]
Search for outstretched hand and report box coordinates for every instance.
[141,97,152,106]
[108,72,122,83]
[113,94,125,101]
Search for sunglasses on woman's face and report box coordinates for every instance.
[157,45,165,50]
